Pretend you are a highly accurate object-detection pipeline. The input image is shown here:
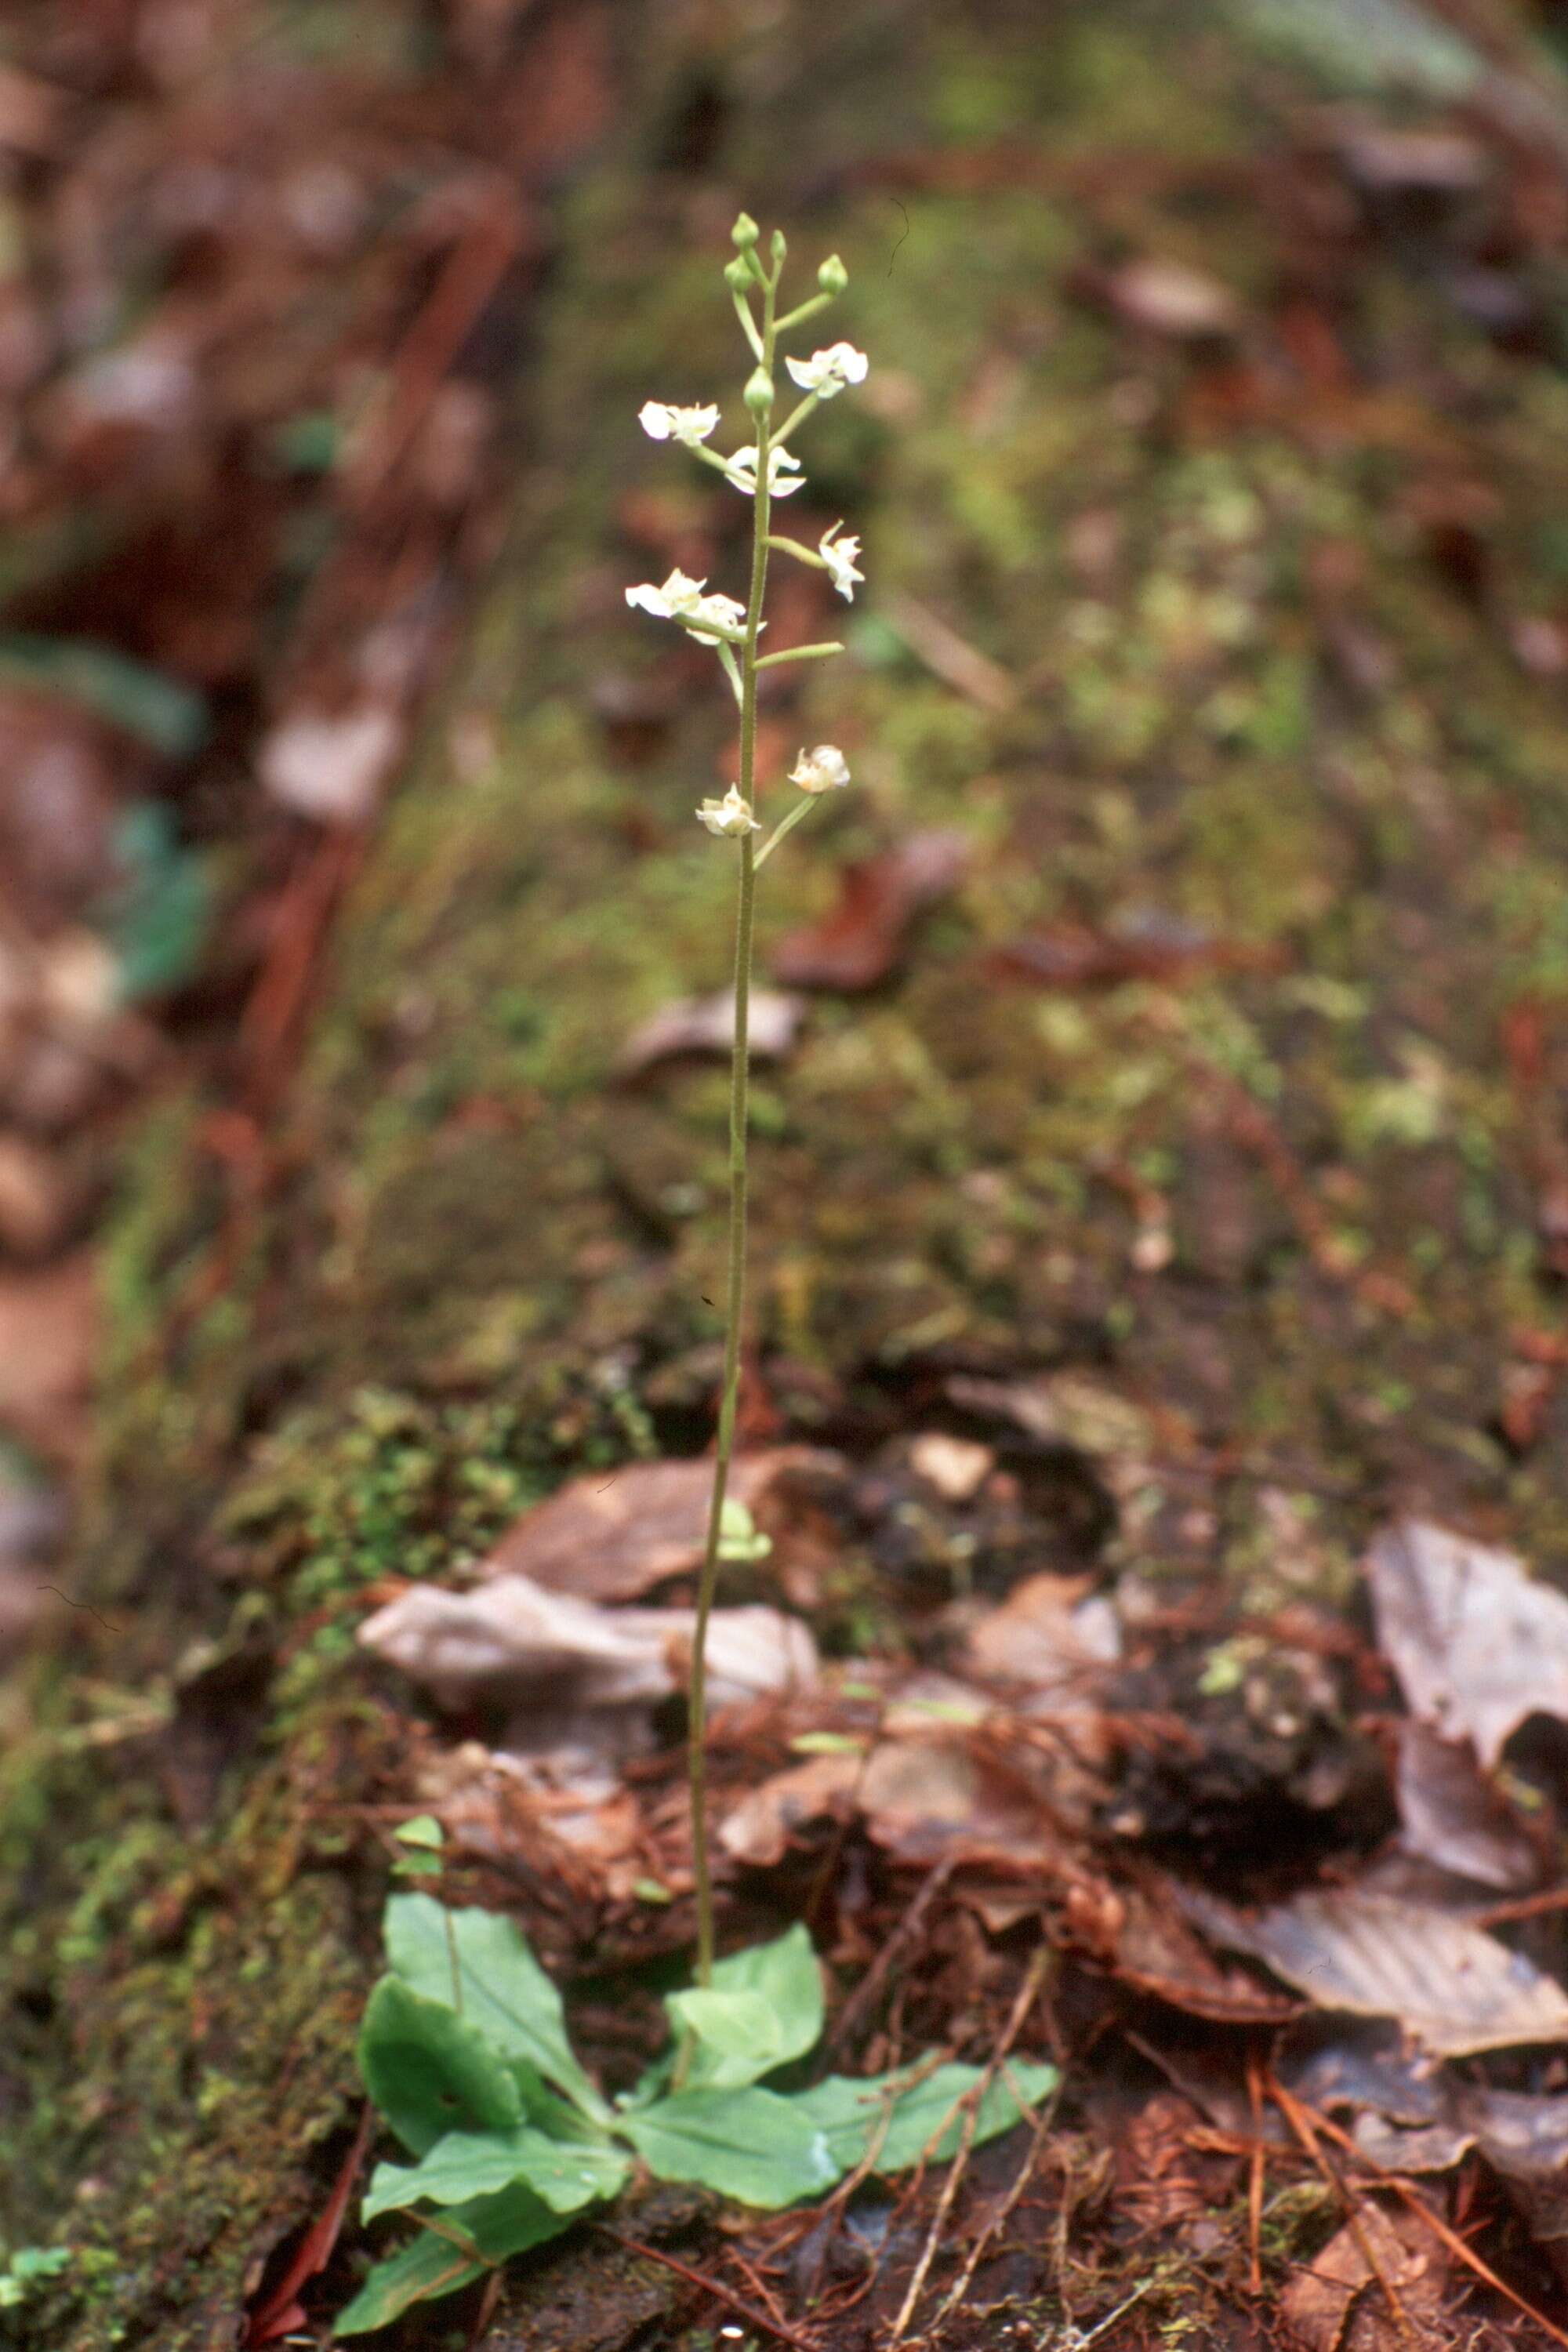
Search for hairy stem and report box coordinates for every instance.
[688,272,776,1988]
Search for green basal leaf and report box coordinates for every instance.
[660,1924,827,2092]
[663,1989,786,2091]
[334,2232,482,2335]
[333,2182,566,2336]
[622,2087,840,2208]
[358,1976,522,2158]
[384,1895,610,2123]
[789,2059,1058,2176]
[364,2128,628,2223]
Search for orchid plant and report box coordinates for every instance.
[338,218,1058,2338]
[625,214,866,1987]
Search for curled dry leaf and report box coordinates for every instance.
[615,987,804,1077]
[1368,1517,1568,1768]
[359,1572,817,1725]
[477,1448,842,1605]
[1184,1886,1568,2056]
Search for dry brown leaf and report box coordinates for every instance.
[1092,256,1241,341]
[717,1749,865,1867]
[359,1572,816,1725]
[615,988,804,1077]
[1393,1719,1539,1892]
[1368,1518,1568,1768]
[770,829,969,993]
[1280,2199,1447,2352]
[1186,1886,1568,2056]
[0,1250,96,1457]
[965,1571,1120,1694]
[478,1448,839,1603]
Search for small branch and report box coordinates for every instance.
[775,290,833,335]
[756,641,843,670]
[716,640,742,707]
[753,795,818,871]
[590,2224,820,2352]
[769,390,820,451]
[732,289,764,359]
[682,618,748,645]
[880,588,1017,712]
[888,1947,1052,2346]
[766,533,826,568]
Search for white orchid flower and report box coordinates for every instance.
[625,570,750,637]
[783,342,868,398]
[787,744,851,794]
[723,445,805,498]
[696,784,760,837]
[818,522,863,602]
[638,401,720,446]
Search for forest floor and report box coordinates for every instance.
[13,1,1568,2347]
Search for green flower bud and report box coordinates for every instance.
[731,212,759,250]
[818,252,848,296]
[770,228,787,263]
[743,365,775,414]
[723,256,752,293]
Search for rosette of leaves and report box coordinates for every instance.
[339,1890,1056,2333]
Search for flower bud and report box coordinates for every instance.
[731,212,760,250]
[723,256,752,294]
[770,228,787,263]
[743,365,775,414]
[818,253,848,296]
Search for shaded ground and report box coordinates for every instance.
[13,0,1568,2345]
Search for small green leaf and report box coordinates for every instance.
[384,1896,610,2123]
[717,1498,772,1563]
[621,2088,840,2207]
[358,1976,521,2158]
[333,2183,566,2335]
[666,1924,826,2092]
[393,1815,445,1849]
[788,1731,866,1755]
[788,2059,1057,2176]
[633,1877,673,1904]
[363,2128,627,2222]
[664,1991,785,2091]
[710,1925,825,2054]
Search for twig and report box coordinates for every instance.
[1270,2072,1423,2352]
[590,2222,819,2352]
[886,1946,1051,2346]
[1246,2045,1266,2298]
[827,1859,956,2056]
[1299,2096,1568,2352]
[881,590,1016,711]
[927,2056,1063,2332]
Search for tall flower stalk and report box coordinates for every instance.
[626,216,864,1984]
